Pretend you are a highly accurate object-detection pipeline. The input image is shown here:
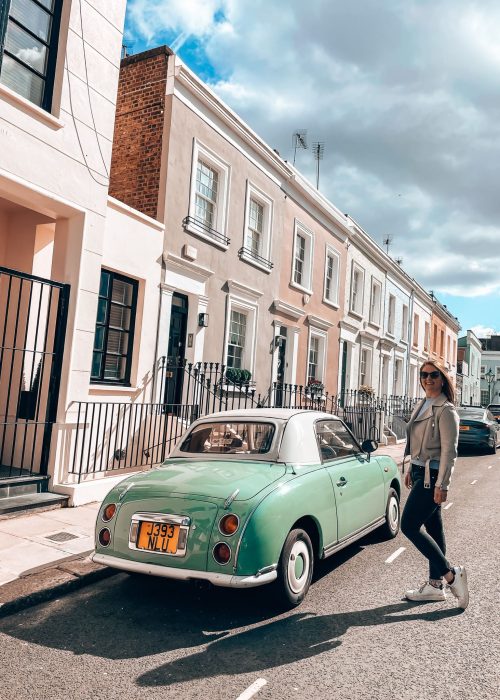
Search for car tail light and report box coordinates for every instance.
[102,503,117,522]
[213,542,231,565]
[219,513,239,536]
[98,528,111,547]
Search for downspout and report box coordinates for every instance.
[406,288,414,397]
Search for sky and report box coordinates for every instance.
[124,0,500,339]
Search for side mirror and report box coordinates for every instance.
[361,439,378,454]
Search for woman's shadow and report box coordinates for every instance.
[137,601,462,687]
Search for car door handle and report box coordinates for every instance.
[336,477,347,487]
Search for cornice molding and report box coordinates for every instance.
[227,279,263,300]
[307,314,334,331]
[272,299,305,320]
[164,253,214,282]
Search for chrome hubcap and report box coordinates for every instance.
[388,496,399,531]
[287,540,310,594]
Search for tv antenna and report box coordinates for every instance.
[395,257,403,266]
[292,130,308,165]
[383,235,393,254]
[312,142,325,189]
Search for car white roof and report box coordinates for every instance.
[170,408,345,464]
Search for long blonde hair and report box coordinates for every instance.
[420,358,456,404]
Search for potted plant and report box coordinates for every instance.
[225,367,252,386]
[307,378,324,396]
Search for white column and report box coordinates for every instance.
[194,295,209,364]
[153,283,175,403]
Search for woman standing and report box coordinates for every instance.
[401,358,469,609]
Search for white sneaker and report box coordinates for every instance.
[448,566,469,609]
[405,581,447,602]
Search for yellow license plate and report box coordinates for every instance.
[137,520,180,554]
[459,426,470,431]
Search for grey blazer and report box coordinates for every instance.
[404,393,459,490]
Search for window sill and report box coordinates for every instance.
[184,220,229,250]
[239,251,272,273]
[289,281,313,296]
[367,320,381,330]
[322,297,339,310]
[89,384,138,394]
[348,309,363,321]
[0,83,64,129]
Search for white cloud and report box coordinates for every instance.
[470,325,500,339]
[126,0,500,319]
[127,0,227,43]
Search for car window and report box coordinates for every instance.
[179,422,275,455]
[315,419,360,461]
[488,406,500,416]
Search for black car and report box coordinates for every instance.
[457,407,499,454]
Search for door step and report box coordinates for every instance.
[0,491,69,517]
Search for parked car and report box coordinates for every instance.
[92,409,401,607]
[487,404,500,424]
[457,407,499,454]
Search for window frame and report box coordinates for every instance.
[412,313,420,348]
[369,277,382,326]
[306,326,327,385]
[239,181,274,272]
[349,262,365,317]
[0,0,63,112]
[323,245,340,308]
[186,140,230,249]
[91,269,138,386]
[223,296,258,380]
[402,304,409,342]
[387,294,396,336]
[359,346,372,387]
[290,220,314,294]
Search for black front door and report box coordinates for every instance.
[164,293,188,406]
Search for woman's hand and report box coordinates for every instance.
[404,470,412,489]
[434,486,447,505]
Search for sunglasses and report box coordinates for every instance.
[420,370,441,379]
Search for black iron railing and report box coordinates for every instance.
[183,216,230,247]
[68,359,420,479]
[238,246,273,270]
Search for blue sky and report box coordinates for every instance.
[124,0,500,339]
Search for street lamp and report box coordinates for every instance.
[485,367,495,405]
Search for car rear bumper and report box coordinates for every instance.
[92,552,277,588]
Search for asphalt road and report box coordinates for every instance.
[1,449,499,700]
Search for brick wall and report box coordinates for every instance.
[109,46,172,219]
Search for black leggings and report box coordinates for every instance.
[401,465,452,580]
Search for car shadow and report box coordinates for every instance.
[0,572,462,674]
[136,602,463,688]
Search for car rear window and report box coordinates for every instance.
[488,406,500,416]
[179,422,275,455]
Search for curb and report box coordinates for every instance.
[0,556,118,619]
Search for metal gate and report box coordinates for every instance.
[0,266,70,480]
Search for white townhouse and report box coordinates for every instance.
[458,330,482,406]
[407,288,433,397]
[0,1,166,510]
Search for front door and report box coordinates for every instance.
[164,293,188,407]
[275,327,287,407]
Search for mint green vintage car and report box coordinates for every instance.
[92,409,401,606]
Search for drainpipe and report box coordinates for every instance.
[406,288,414,397]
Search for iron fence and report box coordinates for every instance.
[68,360,418,479]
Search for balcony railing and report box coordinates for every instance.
[183,216,230,247]
[238,246,273,270]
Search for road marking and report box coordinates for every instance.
[236,679,268,700]
[470,479,477,485]
[385,547,406,564]
[443,502,453,510]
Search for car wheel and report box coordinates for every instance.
[275,528,314,608]
[382,488,400,539]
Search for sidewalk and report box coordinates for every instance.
[0,441,406,618]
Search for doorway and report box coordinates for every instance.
[164,293,188,407]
